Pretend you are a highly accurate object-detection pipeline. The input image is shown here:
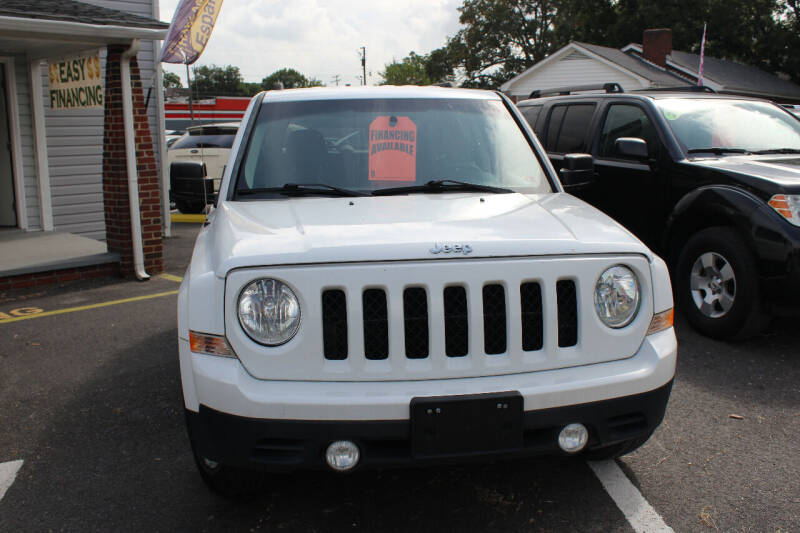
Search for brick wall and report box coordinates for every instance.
[102,45,164,277]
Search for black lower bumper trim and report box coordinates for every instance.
[185,380,673,472]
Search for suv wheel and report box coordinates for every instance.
[676,227,768,339]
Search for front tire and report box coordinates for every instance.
[675,227,768,340]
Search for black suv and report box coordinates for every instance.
[517,87,800,339]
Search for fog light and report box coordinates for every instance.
[325,440,360,471]
[558,423,588,453]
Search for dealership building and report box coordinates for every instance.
[0,0,170,289]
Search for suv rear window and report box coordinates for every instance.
[544,104,596,153]
[172,126,238,149]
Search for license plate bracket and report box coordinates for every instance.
[410,391,523,457]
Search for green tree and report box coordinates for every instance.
[424,47,459,84]
[239,81,263,96]
[261,68,323,90]
[447,0,560,88]
[191,64,245,97]
[162,71,182,89]
[407,0,800,88]
[380,52,434,85]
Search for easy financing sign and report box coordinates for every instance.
[48,54,104,110]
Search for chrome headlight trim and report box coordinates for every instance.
[237,278,302,346]
[594,265,641,328]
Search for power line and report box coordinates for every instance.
[331,74,341,87]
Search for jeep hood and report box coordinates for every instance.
[686,155,800,189]
[208,193,648,276]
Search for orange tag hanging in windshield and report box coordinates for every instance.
[368,116,417,181]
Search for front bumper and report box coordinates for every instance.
[179,328,676,469]
[186,379,672,471]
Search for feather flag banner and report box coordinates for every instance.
[159,0,224,64]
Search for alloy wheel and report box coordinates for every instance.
[689,251,736,318]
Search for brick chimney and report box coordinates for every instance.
[642,28,672,68]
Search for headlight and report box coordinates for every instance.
[768,194,800,226]
[594,266,640,328]
[238,279,301,346]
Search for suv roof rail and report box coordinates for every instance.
[636,85,716,93]
[527,82,623,99]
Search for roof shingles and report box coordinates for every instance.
[0,0,168,29]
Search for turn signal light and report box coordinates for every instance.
[189,331,235,357]
[646,308,674,335]
[768,194,800,226]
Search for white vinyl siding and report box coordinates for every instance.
[13,55,41,230]
[41,52,106,240]
[505,50,647,98]
[40,0,163,241]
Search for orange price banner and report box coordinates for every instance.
[368,116,417,181]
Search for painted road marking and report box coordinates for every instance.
[0,307,43,320]
[0,290,178,325]
[170,213,206,223]
[159,273,184,283]
[0,460,23,502]
[589,459,674,533]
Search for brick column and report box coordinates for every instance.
[102,45,164,276]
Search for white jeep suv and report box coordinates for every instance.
[177,86,676,495]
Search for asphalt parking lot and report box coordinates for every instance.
[0,222,797,532]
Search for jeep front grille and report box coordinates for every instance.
[322,280,579,360]
[226,256,652,381]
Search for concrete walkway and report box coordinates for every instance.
[0,230,115,277]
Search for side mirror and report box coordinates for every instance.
[559,153,595,189]
[615,137,649,159]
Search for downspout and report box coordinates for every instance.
[121,40,150,280]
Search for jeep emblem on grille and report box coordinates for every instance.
[430,243,473,255]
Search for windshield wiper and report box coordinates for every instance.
[749,148,800,155]
[236,183,367,198]
[686,147,750,155]
[372,179,512,196]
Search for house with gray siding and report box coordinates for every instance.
[501,29,800,104]
[0,0,170,287]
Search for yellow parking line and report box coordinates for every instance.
[171,213,206,223]
[159,273,184,283]
[0,290,179,325]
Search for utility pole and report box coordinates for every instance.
[331,74,341,87]
[360,46,366,86]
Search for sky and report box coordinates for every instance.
[159,0,464,87]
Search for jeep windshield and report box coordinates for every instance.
[233,97,550,198]
[656,98,800,156]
